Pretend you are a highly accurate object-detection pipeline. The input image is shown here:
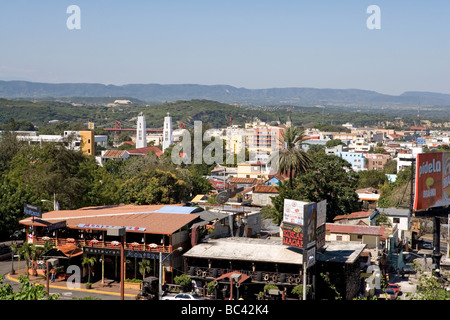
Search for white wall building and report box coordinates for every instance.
[135,112,147,149]
[163,112,174,152]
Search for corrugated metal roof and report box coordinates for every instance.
[333,210,375,221]
[229,177,257,184]
[253,185,279,193]
[154,206,203,214]
[326,223,385,236]
[103,150,128,158]
[184,237,367,265]
[183,237,304,264]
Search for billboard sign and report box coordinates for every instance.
[317,200,327,227]
[282,222,304,248]
[304,202,317,249]
[306,247,316,268]
[283,199,309,225]
[414,152,450,210]
[316,224,326,249]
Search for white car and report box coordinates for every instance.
[162,293,206,300]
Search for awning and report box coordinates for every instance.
[44,243,83,259]
[19,218,66,228]
[214,271,250,284]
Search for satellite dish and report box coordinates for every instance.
[216,191,229,204]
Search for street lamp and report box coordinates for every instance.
[159,246,183,300]
[41,193,59,211]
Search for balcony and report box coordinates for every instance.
[36,236,173,253]
[186,266,303,285]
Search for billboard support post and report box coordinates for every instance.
[433,216,442,270]
[303,252,307,300]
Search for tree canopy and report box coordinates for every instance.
[0,132,211,240]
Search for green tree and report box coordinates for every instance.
[408,265,450,300]
[325,139,345,148]
[82,256,97,285]
[0,131,25,174]
[0,275,59,300]
[174,274,192,291]
[357,170,387,189]
[138,259,151,279]
[120,169,191,205]
[271,126,312,189]
[269,152,360,223]
[295,152,360,221]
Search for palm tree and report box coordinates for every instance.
[19,242,37,277]
[82,256,97,284]
[138,259,151,279]
[270,126,312,188]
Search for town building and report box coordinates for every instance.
[250,185,279,207]
[183,237,367,300]
[163,112,174,152]
[237,161,270,179]
[333,210,379,226]
[325,223,385,251]
[377,208,411,242]
[9,130,98,156]
[365,153,391,171]
[135,112,147,149]
[19,204,201,285]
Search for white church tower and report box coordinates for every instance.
[163,112,173,152]
[136,112,147,149]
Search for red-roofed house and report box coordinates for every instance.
[333,210,379,226]
[100,150,130,165]
[127,146,163,157]
[251,185,279,206]
[326,223,385,249]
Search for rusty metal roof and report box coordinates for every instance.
[19,204,198,235]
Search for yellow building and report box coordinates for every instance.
[237,161,269,179]
[79,131,95,156]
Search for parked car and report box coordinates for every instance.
[384,288,398,300]
[402,263,416,275]
[162,293,206,300]
[387,283,400,294]
[422,242,432,250]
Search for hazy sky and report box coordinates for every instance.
[0,0,449,95]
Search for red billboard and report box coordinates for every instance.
[282,222,304,248]
[414,152,450,210]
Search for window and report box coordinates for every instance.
[336,236,342,241]
[393,218,400,224]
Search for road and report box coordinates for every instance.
[0,258,135,300]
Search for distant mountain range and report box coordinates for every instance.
[1,80,450,107]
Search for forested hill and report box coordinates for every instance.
[1,80,450,107]
[0,98,280,129]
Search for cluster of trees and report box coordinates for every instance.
[0,131,211,240]
[265,127,361,224]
